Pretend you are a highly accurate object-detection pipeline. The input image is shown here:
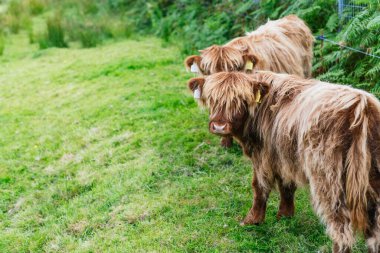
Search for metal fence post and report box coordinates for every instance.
[338,0,344,21]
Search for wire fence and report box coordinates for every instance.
[316,35,380,60]
[316,1,380,65]
[337,0,366,24]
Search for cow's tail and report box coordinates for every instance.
[346,94,371,231]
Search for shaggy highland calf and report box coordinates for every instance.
[187,71,380,253]
[185,15,314,77]
[185,15,314,148]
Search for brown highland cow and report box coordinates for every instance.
[187,71,380,253]
[186,15,314,148]
[185,15,314,77]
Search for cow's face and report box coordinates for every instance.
[208,102,248,136]
[188,72,269,136]
[185,45,258,76]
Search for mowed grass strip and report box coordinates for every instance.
[0,35,367,252]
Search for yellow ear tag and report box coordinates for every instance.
[245,60,253,70]
[255,90,261,103]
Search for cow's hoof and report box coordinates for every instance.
[240,211,264,226]
[220,137,233,148]
[333,243,351,253]
[276,207,294,220]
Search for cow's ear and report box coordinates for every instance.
[184,55,202,73]
[250,80,270,104]
[243,54,259,72]
[188,77,205,99]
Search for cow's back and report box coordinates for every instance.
[255,72,380,186]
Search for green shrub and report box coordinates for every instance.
[104,18,133,38]
[28,26,35,44]
[6,0,24,33]
[27,0,46,15]
[7,0,24,16]
[4,14,21,33]
[39,15,68,49]
[64,17,105,48]
[78,24,102,48]
[2,0,150,48]
[0,32,5,56]
[3,0,33,34]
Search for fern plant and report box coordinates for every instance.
[315,5,380,90]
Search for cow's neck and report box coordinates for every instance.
[232,83,282,157]
[233,74,314,157]
[233,106,269,158]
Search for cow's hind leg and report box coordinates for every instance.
[365,174,380,253]
[310,175,355,253]
[277,179,296,220]
[241,172,271,225]
[365,201,380,253]
[327,206,354,253]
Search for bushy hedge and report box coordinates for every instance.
[138,0,338,54]
[0,0,337,50]
[0,0,133,49]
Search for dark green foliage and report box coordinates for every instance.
[39,16,68,49]
[78,24,102,48]
[0,31,5,56]
[52,0,134,48]
[28,0,46,15]
[132,0,337,54]
[0,0,135,48]
[1,0,32,34]
[7,0,24,16]
[314,6,380,92]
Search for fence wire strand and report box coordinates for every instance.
[316,35,380,60]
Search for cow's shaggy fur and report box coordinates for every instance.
[185,15,314,78]
[187,71,380,252]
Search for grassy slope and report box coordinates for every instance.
[0,34,367,252]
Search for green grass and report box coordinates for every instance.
[0,33,367,252]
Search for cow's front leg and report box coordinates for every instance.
[220,136,233,148]
[241,173,270,225]
[277,179,296,220]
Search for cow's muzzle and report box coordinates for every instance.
[209,122,232,135]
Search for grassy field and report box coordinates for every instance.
[0,34,368,252]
